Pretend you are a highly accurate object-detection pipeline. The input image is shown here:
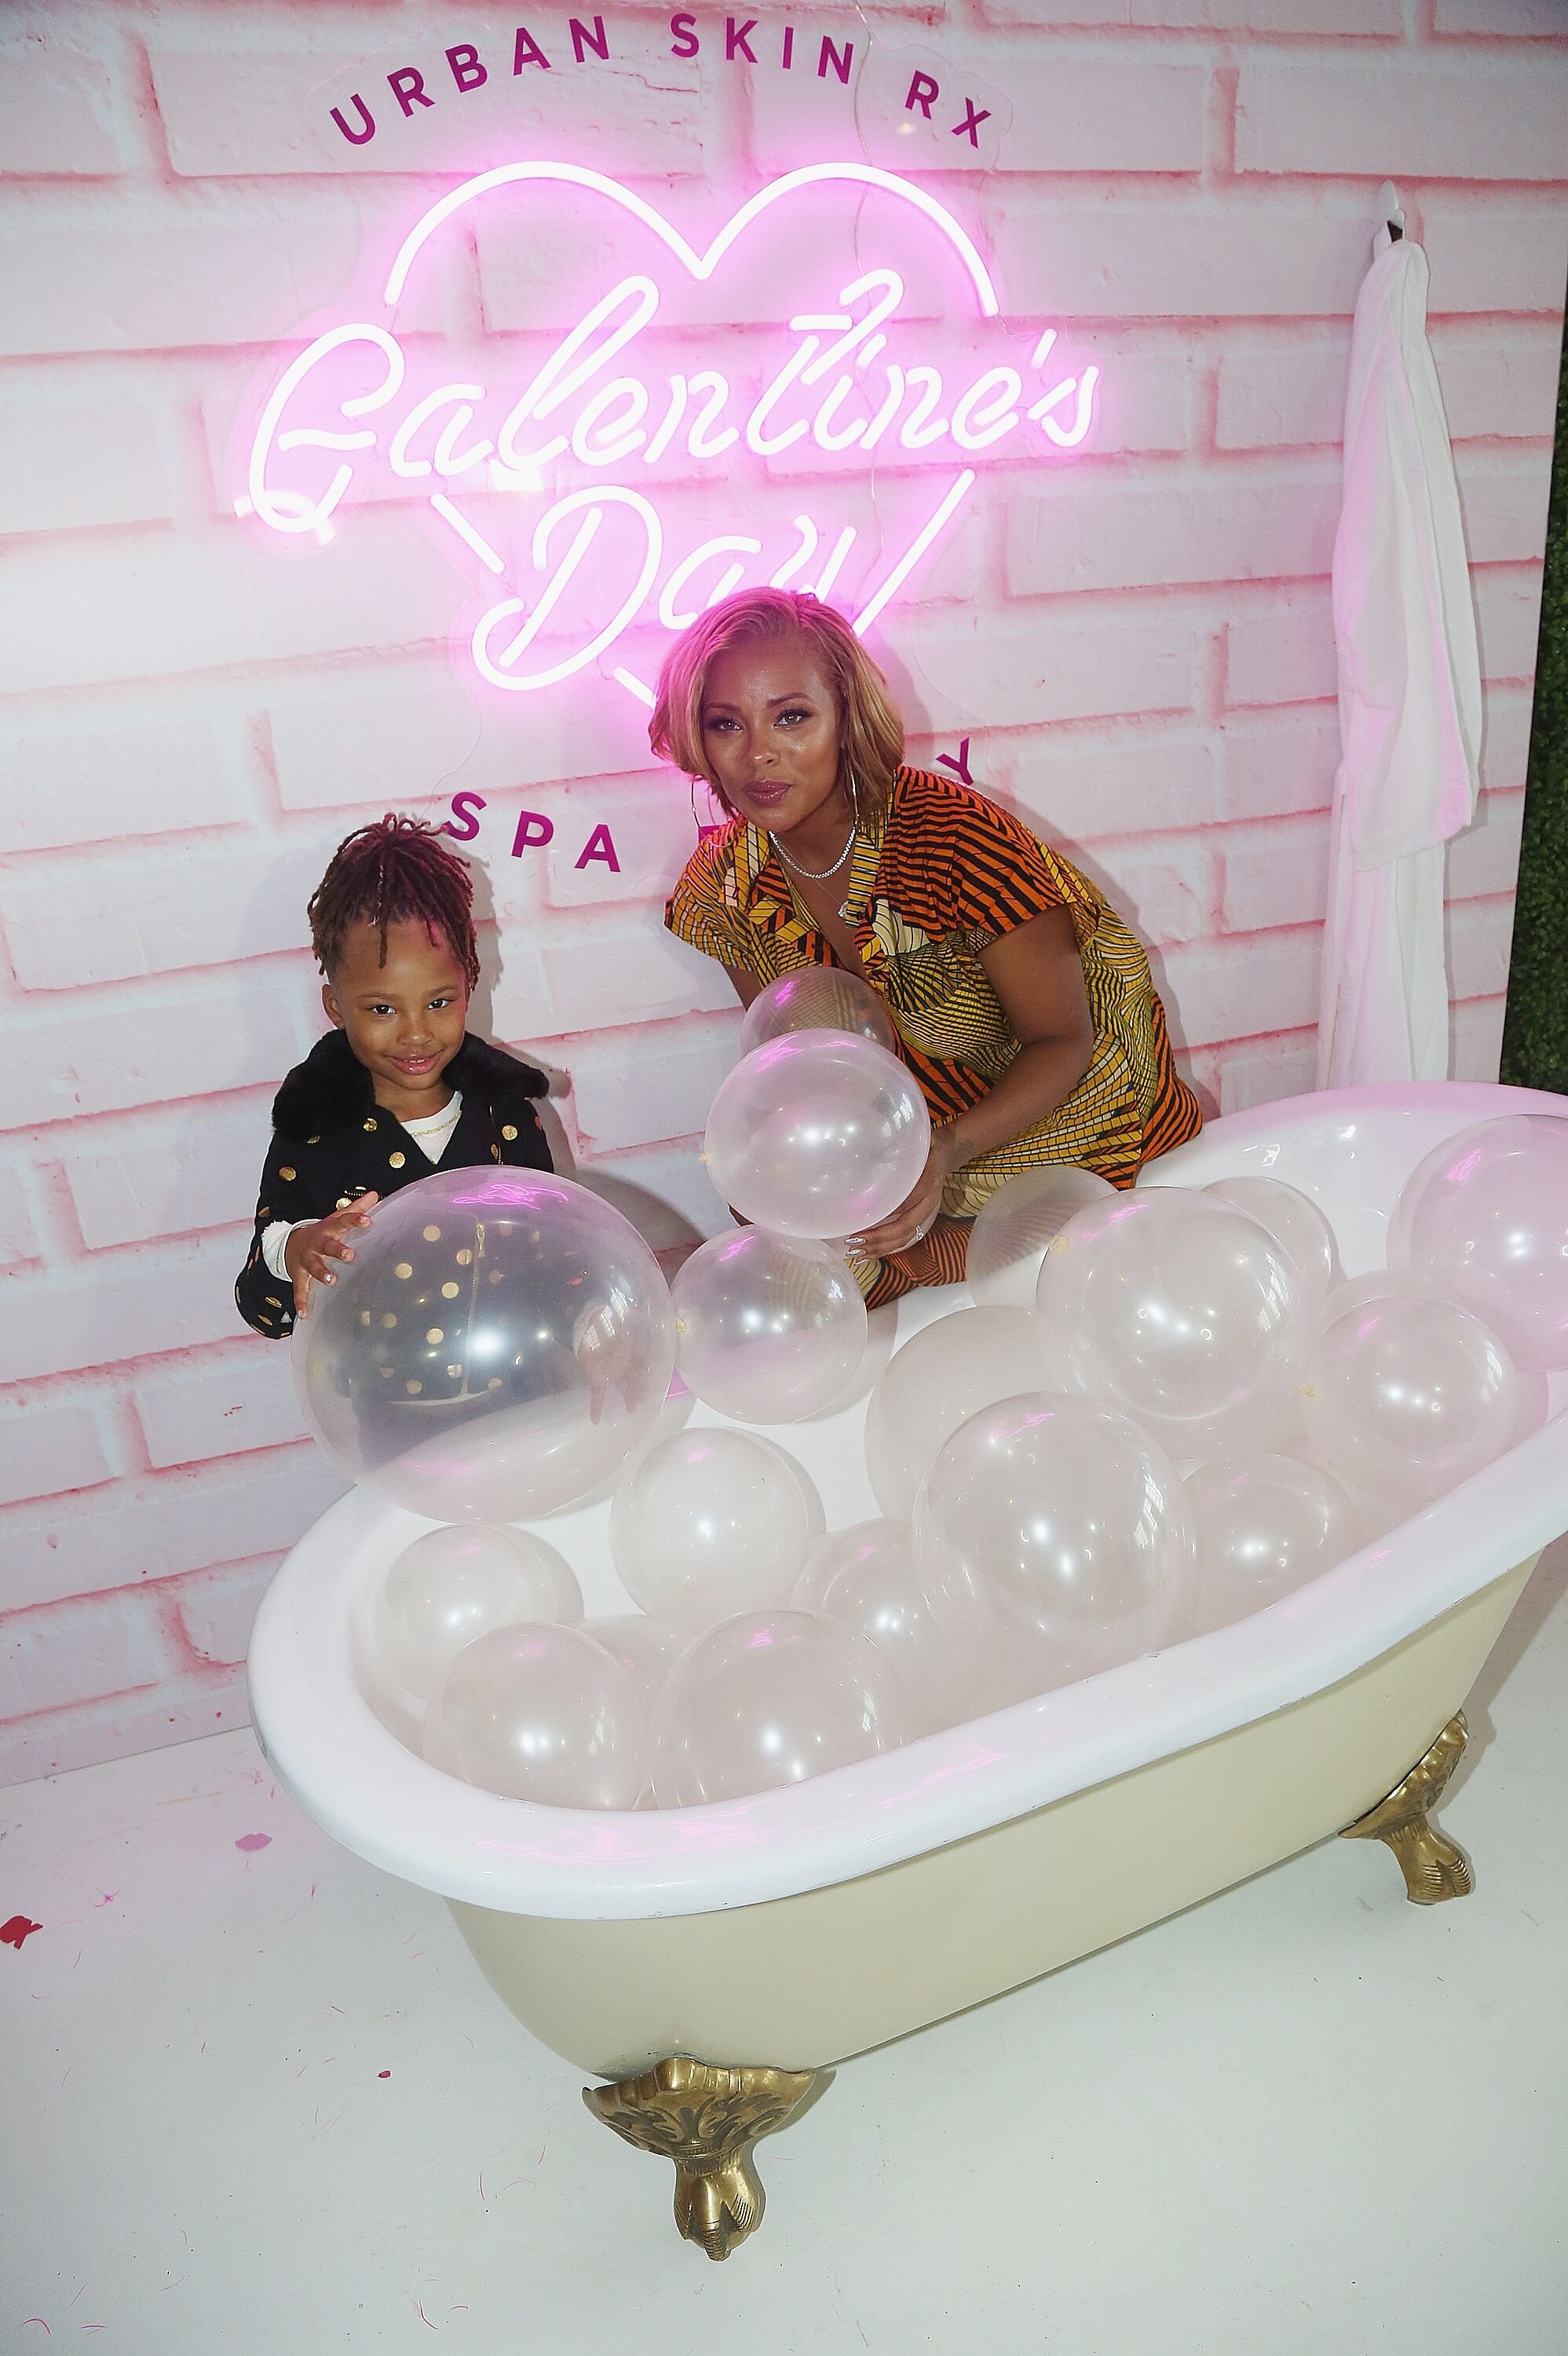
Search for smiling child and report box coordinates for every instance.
[236,813,551,1338]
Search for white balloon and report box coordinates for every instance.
[422,1622,645,1808]
[583,1613,691,1718]
[863,1306,1050,1520]
[816,1520,992,1731]
[1390,1114,1568,1370]
[609,1428,823,1629]
[967,1164,1117,1311]
[704,1031,931,1242]
[1202,1176,1340,1312]
[672,1228,867,1423]
[649,1609,916,1804]
[738,966,898,1056]
[372,1522,583,1701]
[1183,1454,1364,1637]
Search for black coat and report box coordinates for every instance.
[236,1030,551,1338]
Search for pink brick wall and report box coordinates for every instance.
[1,0,1564,1787]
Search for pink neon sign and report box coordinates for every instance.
[236,162,1102,704]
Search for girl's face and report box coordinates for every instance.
[699,633,846,836]
[322,919,468,1110]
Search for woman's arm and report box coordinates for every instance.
[725,964,763,1008]
[850,905,1095,1256]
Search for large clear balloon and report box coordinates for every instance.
[1389,1114,1568,1370]
[371,1523,583,1701]
[967,1164,1116,1311]
[915,1392,1196,1683]
[738,966,898,1057]
[422,1622,645,1808]
[1036,1190,1309,1458]
[583,1613,691,1718]
[1202,1176,1340,1314]
[1183,1454,1364,1638]
[807,1519,984,1731]
[649,1608,916,1805]
[671,1229,867,1423]
[863,1306,1049,1520]
[1298,1286,1522,1515]
[610,1429,823,1629]
[293,1168,675,1521]
[704,1032,931,1242]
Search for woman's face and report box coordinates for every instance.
[698,633,845,834]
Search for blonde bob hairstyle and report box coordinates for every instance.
[649,589,905,824]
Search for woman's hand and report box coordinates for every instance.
[846,1129,959,1260]
[283,1194,380,1317]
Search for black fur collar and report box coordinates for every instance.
[272,1029,547,1139]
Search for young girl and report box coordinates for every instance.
[236,814,551,1338]
[656,590,1202,1306]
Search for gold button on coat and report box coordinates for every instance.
[389,1151,405,1169]
[502,1124,518,1141]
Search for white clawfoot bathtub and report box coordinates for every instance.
[249,1083,1568,2255]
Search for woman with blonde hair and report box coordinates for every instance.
[656,589,1201,1304]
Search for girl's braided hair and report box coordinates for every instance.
[307,813,481,994]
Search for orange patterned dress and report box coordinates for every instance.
[667,766,1201,1222]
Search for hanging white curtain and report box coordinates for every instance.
[1315,225,1482,1090]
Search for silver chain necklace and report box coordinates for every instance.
[772,821,856,884]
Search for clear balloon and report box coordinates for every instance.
[704,1032,931,1242]
[371,1523,583,1701]
[1298,1286,1522,1515]
[583,1613,692,1719]
[1036,1190,1309,1458]
[609,1429,823,1629]
[915,1392,1196,1683]
[863,1306,1050,1520]
[1202,1176,1340,1313]
[814,1519,992,1731]
[738,966,899,1057]
[671,1229,867,1423]
[1389,1114,1568,1370]
[1182,1454,1364,1637]
[293,1167,676,1521]
[967,1164,1116,1311]
[422,1622,645,1808]
[649,1609,916,1805]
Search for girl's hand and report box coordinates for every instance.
[283,1194,380,1317]
[845,1130,959,1260]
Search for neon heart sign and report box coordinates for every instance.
[236,161,1101,705]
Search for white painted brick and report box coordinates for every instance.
[1215,1030,1321,1117]
[0,1399,114,1511]
[1086,838,1213,949]
[0,1166,42,1268]
[1157,928,1321,1051]
[169,1554,280,1669]
[1007,472,1339,599]
[1224,588,1336,710]
[539,775,700,909]
[883,605,1200,734]
[978,0,1398,26]
[0,1446,348,1613]
[1477,686,1537,796]
[1428,324,1564,445]
[0,836,323,989]
[568,1018,741,1152]
[1448,791,1526,904]
[0,1233,261,1385]
[148,33,708,178]
[0,710,248,854]
[1453,452,1553,567]
[1236,55,1568,181]
[0,513,469,697]
[1217,708,1340,821]
[573,1141,729,1250]
[0,396,174,534]
[1447,896,1517,1001]
[1434,0,1568,29]
[1215,340,1347,453]
[65,1103,270,1251]
[1450,995,1507,1087]
[999,727,1222,844]
[1420,200,1568,317]
[0,1666,250,1787]
[0,970,315,1132]
[1474,566,1545,682]
[1217,814,1331,935]
[539,918,740,1032]
[0,1584,181,1721]
[0,195,363,359]
[989,197,1369,321]
[133,1353,307,1470]
[481,946,553,1046]
[0,37,132,175]
[1086,349,1194,459]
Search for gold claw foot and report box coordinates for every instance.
[584,2056,825,2259]
[1341,1712,1475,1904]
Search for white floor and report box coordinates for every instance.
[5,1542,1566,2355]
